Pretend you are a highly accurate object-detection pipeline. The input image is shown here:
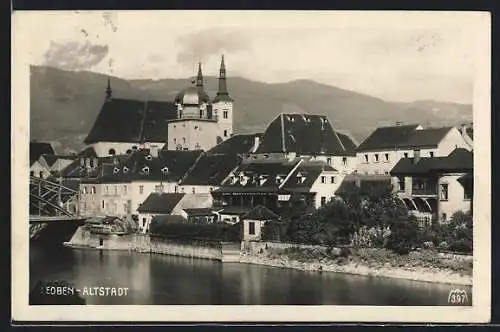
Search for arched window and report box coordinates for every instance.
[126,149,132,154]
[108,148,116,156]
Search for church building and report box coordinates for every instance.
[83,56,234,157]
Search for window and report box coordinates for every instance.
[224,130,228,137]
[183,137,186,144]
[105,186,109,194]
[464,189,472,200]
[398,177,405,191]
[142,218,146,227]
[404,152,409,158]
[139,185,144,194]
[223,111,228,119]
[374,154,379,163]
[30,171,34,177]
[192,187,196,194]
[102,200,105,209]
[364,154,369,163]
[231,217,237,223]
[39,171,44,178]
[108,148,116,155]
[114,185,118,195]
[174,138,177,144]
[248,221,256,235]
[321,196,327,206]
[441,213,447,222]
[123,185,127,195]
[123,203,128,213]
[384,153,389,162]
[82,186,87,194]
[199,109,203,118]
[326,157,332,165]
[91,186,96,194]
[440,183,449,201]
[321,176,326,184]
[330,176,336,184]
[429,151,434,158]
[342,157,347,166]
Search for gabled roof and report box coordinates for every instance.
[41,154,77,168]
[30,142,55,165]
[137,193,185,213]
[255,113,355,156]
[337,133,358,153]
[78,146,98,158]
[282,161,336,191]
[242,205,280,221]
[84,98,177,144]
[208,133,263,155]
[357,125,453,152]
[390,148,473,175]
[180,153,242,186]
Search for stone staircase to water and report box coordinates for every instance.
[221,242,241,262]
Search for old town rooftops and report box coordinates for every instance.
[255,113,357,156]
[390,148,473,176]
[356,124,453,152]
[84,98,178,145]
[208,133,263,155]
[30,141,55,165]
[180,153,242,186]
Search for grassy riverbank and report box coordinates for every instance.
[240,246,472,286]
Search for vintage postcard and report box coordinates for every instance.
[11,10,491,323]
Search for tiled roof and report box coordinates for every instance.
[337,133,358,153]
[208,133,263,155]
[41,154,77,168]
[390,148,473,175]
[242,205,281,220]
[137,193,185,213]
[30,142,55,164]
[282,161,336,190]
[255,113,355,156]
[81,149,203,183]
[356,125,452,152]
[180,153,242,186]
[78,146,98,158]
[84,98,177,144]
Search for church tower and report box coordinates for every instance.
[213,55,234,143]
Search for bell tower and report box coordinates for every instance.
[213,55,233,142]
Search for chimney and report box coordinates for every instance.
[413,149,421,164]
[150,145,159,158]
[251,135,261,153]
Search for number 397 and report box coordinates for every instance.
[448,289,469,305]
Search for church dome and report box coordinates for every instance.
[175,86,210,106]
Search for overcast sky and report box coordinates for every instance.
[14,11,488,103]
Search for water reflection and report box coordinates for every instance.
[30,246,472,305]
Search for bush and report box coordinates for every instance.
[385,217,419,255]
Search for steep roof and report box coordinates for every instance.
[137,193,185,213]
[242,205,281,220]
[255,113,355,156]
[180,153,241,186]
[390,148,473,175]
[84,98,177,144]
[81,149,203,183]
[337,133,358,152]
[283,161,336,192]
[208,133,263,155]
[30,142,55,164]
[357,125,452,152]
[41,154,76,168]
[78,146,98,158]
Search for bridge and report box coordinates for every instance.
[29,176,84,240]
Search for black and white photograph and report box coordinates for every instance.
[11,10,490,322]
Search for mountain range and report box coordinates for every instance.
[29,65,473,154]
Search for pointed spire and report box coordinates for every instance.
[196,62,204,87]
[215,54,231,102]
[105,77,112,101]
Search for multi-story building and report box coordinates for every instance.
[84,56,234,157]
[355,123,473,176]
[211,155,344,219]
[390,148,473,226]
[254,113,358,175]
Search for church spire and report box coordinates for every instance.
[196,62,204,87]
[215,55,231,101]
[106,77,112,101]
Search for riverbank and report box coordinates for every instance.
[239,245,472,286]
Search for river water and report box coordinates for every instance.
[29,244,472,305]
